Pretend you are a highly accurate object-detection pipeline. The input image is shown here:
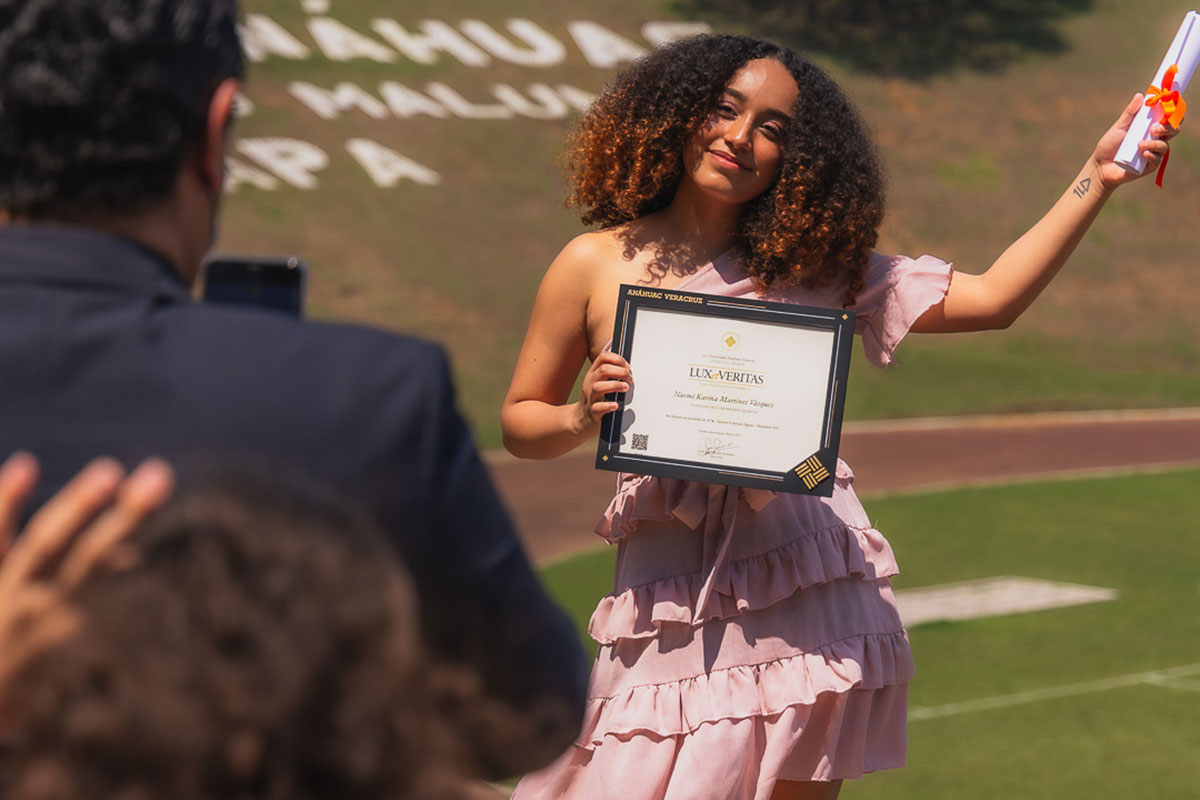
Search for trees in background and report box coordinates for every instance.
[679,0,1094,78]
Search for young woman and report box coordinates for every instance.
[502,34,1172,800]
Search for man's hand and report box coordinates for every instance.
[0,453,174,683]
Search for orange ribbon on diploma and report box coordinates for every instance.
[1113,13,1199,182]
[1145,64,1187,187]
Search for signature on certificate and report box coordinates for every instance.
[698,437,736,459]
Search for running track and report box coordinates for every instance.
[484,408,1200,565]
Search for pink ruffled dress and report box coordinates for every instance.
[513,251,953,800]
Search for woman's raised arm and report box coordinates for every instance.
[913,94,1176,334]
[501,236,633,460]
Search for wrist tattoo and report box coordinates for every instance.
[1072,177,1091,199]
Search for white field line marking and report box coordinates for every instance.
[1144,675,1200,693]
[897,576,1117,627]
[909,663,1200,721]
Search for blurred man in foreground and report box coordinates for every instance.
[0,0,585,776]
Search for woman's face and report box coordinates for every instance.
[682,57,800,207]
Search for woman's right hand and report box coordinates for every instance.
[572,351,632,434]
[502,233,632,459]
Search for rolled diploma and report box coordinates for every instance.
[1115,11,1200,174]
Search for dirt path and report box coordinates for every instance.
[485,408,1200,565]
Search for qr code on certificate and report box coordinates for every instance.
[631,433,649,452]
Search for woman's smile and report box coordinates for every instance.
[707,149,750,171]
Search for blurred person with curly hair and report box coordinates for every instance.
[501,33,1175,800]
[0,0,586,777]
[0,452,517,800]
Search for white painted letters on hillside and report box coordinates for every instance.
[347,140,443,187]
[236,139,331,190]
[232,15,706,190]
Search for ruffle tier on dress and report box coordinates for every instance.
[513,251,953,800]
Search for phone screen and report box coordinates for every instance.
[202,256,306,316]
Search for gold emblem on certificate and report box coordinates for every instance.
[596,285,854,496]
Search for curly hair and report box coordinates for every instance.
[0,471,488,800]
[563,34,885,303]
[0,0,244,219]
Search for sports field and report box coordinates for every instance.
[218,5,1200,793]
[540,468,1200,797]
[225,0,1200,447]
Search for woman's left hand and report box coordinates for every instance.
[1092,93,1180,190]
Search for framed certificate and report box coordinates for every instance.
[595,284,854,496]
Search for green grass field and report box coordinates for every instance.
[224,1,1200,448]
[218,6,1200,793]
[539,468,1200,798]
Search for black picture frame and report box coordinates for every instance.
[595,284,855,496]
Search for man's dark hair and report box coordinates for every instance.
[0,0,244,220]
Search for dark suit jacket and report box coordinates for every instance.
[0,224,586,775]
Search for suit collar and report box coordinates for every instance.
[0,224,192,302]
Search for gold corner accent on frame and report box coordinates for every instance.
[792,455,830,490]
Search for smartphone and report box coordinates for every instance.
[202,255,307,316]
